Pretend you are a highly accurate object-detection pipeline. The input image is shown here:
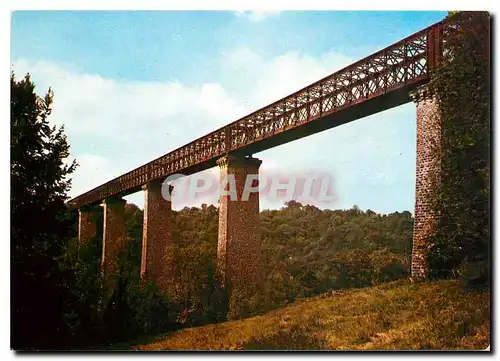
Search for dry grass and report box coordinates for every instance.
[135,279,490,351]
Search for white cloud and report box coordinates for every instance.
[234,11,281,22]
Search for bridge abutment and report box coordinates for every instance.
[217,155,263,319]
[412,88,442,278]
[141,180,175,293]
[101,197,127,280]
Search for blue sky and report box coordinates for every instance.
[11,10,447,213]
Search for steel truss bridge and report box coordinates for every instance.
[67,16,454,210]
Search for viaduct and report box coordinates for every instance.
[68,15,457,314]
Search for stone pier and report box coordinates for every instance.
[411,88,442,278]
[217,155,263,317]
[141,180,175,293]
[101,197,127,279]
[78,205,99,244]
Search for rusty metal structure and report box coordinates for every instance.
[67,17,450,210]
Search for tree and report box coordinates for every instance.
[11,72,78,349]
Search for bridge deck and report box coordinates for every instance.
[67,16,450,210]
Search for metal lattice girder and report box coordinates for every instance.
[67,16,456,210]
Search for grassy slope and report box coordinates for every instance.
[136,279,490,351]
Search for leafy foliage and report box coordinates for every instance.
[11,73,78,349]
[259,202,413,306]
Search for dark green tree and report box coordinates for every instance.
[11,73,78,349]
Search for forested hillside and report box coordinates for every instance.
[119,201,414,324]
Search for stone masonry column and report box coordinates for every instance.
[411,87,442,278]
[217,155,263,318]
[101,197,127,279]
[141,180,175,293]
[78,205,99,244]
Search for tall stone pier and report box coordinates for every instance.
[217,155,263,318]
[141,180,175,293]
[78,206,99,244]
[101,197,127,280]
[411,88,442,278]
